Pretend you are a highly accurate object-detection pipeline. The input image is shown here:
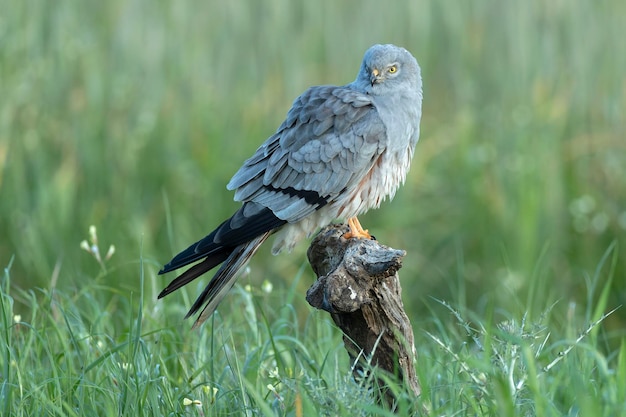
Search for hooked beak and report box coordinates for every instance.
[370,68,382,86]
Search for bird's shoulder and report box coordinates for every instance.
[295,84,373,105]
[276,85,385,151]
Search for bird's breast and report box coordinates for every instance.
[336,143,413,219]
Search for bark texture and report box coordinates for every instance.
[306,224,420,408]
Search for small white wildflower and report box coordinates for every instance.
[203,385,218,403]
[105,245,116,260]
[89,225,98,244]
[261,279,273,294]
[268,367,279,379]
[202,385,218,396]
[81,224,115,270]
[13,315,21,323]
[478,372,487,385]
[91,244,102,262]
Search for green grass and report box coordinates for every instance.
[2,249,625,416]
[1,0,625,415]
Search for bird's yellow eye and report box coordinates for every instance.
[388,65,397,73]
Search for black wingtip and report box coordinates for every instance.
[184,307,196,320]
[157,286,175,299]
[159,262,179,275]
[158,203,286,302]
[157,254,229,299]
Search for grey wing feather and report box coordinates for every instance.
[227,86,387,222]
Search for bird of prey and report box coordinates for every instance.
[159,44,423,328]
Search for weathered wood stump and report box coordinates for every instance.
[306,223,420,409]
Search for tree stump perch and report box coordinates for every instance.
[306,223,421,408]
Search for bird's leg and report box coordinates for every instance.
[343,216,373,240]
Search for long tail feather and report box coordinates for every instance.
[158,250,230,298]
[190,232,272,328]
[158,202,286,309]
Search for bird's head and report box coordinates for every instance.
[354,44,421,96]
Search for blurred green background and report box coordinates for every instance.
[1,0,624,333]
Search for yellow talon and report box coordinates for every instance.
[343,217,373,240]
